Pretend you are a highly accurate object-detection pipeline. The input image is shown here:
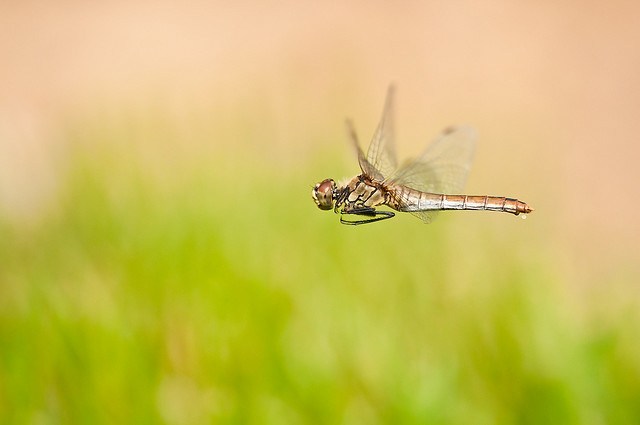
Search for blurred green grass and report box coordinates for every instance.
[1,108,639,425]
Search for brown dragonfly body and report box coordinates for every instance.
[312,87,533,225]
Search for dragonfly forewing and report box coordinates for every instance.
[365,85,397,178]
[346,120,383,181]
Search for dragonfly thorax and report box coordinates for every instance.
[312,178,337,210]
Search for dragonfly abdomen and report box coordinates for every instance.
[445,195,532,215]
[391,188,532,216]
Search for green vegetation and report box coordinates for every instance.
[1,110,638,424]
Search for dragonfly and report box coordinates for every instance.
[311,87,533,225]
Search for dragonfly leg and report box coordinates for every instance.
[340,208,395,225]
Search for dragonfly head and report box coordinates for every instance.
[312,179,337,210]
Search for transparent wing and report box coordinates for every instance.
[365,85,398,179]
[347,86,397,181]
[387,125,477,223]
[346,119,384,181]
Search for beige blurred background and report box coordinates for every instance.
[1,1,639,290]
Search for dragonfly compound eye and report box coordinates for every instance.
[312,179,336,210]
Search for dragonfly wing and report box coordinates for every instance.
[366,85,398,179]
[410,211,437,223]
[346,120,384,181]
[388,125,477,223]
[388,125,476,193]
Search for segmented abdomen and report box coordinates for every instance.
[388,186,532,216]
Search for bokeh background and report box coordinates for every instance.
[1,1,639,423]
